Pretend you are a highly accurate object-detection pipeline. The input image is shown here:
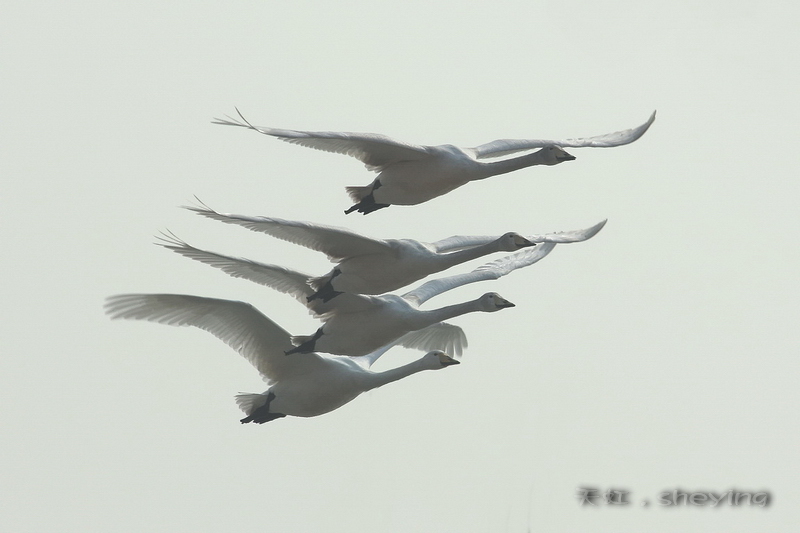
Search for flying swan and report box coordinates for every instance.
[157,234,564,356]
[186,200,606,301]
[212,109,655,213]
[105,294,459,423]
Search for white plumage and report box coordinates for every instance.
[213,110,655,213]
[157,234,574,356]
[186,200,605,299]
[104,294,459,423]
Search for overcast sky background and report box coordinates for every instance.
[3,2,799,532]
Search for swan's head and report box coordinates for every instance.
[537,145,576,166]
[498,232,535,251]
[422,350,460,370]
[479,292,515,312]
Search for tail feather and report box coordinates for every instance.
[308,274,329,292]
[345,185,370,203]
[290,334,314,347]
[235,393,267,415]
[236,392,286,424]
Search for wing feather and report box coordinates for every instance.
[185,200,392,262]
[403,243,557,306]
[104,294,324,382]
[471,111,656,158]
[396,323,468,357]
[156,232,315,304]
[212,109,432,171]
[156,233,374,319]
[431,220,607,252]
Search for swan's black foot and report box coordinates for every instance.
[240,392,287,424]
[284,327,324,355]
[284,344,309,356]
[240,412,286,424]
[307,285,343,303]
[307,269,343,303]
[345,197,390,215]
[344,180,390,215]
[344,201,392,215]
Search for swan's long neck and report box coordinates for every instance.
[474,151,548,180]
[415,299,484,326]
[364,358,431,391]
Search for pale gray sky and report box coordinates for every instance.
[3,1,798,532]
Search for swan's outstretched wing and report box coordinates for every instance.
[523,219,607,243]
[156,233,372,318]
[157,232,314,301]
[471,111,656,159]
[403,243,557,306]
[431,220,607,253]
[104,294,325,382]
[349,328,462,369]
[396,322,468,357]
[185,200,393,262]
[212,109,432,171]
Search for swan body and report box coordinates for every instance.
[296,291,514,357]
[104,294,459,423]
[213,109,656,213]
[158,234,566,356]
[343,144,573,212]
[186,200,606,299]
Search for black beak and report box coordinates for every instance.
[558,151,576,162]
[498,302,516,309]
[442,358,461,366]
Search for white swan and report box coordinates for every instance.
[213,110,655,213]
[104,294,459,424]
[157,234,562,356]
[185,200,606,300]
